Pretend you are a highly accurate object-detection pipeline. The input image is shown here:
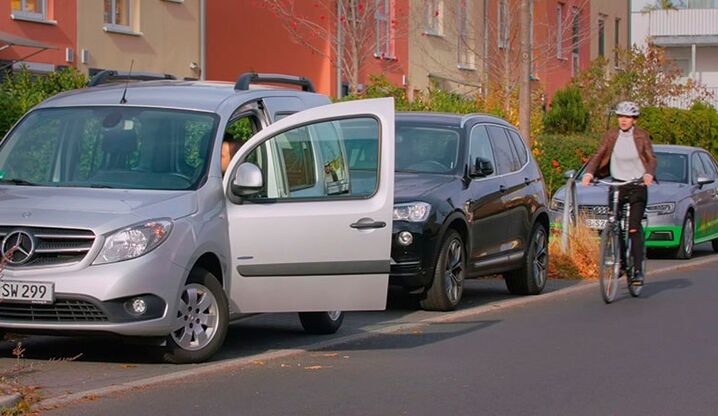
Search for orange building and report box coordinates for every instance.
[0,0,76,73]
[205,0,409,96]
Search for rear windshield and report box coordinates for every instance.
[0,107,218,190]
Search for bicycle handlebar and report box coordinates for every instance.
[593,177,645,187]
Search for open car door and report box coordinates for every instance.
[224,98,395,313]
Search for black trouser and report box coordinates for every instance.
[610,184,648,272]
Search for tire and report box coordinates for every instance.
[162,268,229,364]
[505,224,549,296]
[420,230,466,311]
[674,213,694,260]
[712,238,718,253]
[298,311,344,334]
[598,226,621,304]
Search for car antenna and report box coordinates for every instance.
[120,59,134,104]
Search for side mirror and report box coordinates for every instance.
[470,157,494,177]
[696,175,715,187]
[563,169,577,180]
[231,162,264,196]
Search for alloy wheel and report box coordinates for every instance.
[444,239,465,304]
[532,229,548,288]
[171,283,220,351]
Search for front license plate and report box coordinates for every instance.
[0,281,54,304]
[586,219,608,230]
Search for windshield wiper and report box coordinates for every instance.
[0,178,38,186]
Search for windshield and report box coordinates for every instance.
[655,152,688,183]
[395,122,461,174]
[0,107,217,190]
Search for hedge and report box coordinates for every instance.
[533,133,601,195]
[639,102,718,157]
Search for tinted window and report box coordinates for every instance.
[698,152,718,177]
[243,117,379,200]
[395,123,461,174]
[691,153,709,183]
[487,125,515,174]
[655,152,688,183]
[508,130,528,166]
[469,125,495,177]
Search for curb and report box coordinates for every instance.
[36,254,718,410]
[0,393,21,410]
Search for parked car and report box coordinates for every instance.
[0,73,396,363]
[550,144,718,259]
[389,112,550,311]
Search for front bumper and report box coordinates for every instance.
[390,222,439,291]
[0,251,185,337]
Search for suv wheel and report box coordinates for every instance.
[505,224,548,295]
[420,230,465,311]
[162,268,229,364]
[298,311,344,334]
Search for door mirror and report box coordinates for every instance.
[231,162,263,196]
[470,157,494,177]
[563,169,577,179]
[696,175,715,187]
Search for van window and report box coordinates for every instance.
[243,117,379,200]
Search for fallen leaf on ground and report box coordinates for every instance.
[253,360,266,366]
[304,365,333,370]
[119,364,137,369]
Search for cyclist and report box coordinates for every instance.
[581,101,657,285]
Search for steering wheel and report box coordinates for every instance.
[406,160,449,172]
[660,172,680,182]
[168,172,193,183]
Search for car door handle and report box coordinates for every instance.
[350,220,387,230]
[524,177,531,186]
[499,185,507,193]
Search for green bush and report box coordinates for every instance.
[0,67,88,138]
[533,133,602,195]
[543,86,589,134]
[638,103,718,157]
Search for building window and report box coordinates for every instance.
[571,7,579,76]
[424,0,443,36]
[457,0,474,69]
[498,0,509,49]
[104,0,131,27]
[614,18,621,67]
[11,0,49,22]
[375,0,394,59]
[556,3,564,59]
[598,16,605,57]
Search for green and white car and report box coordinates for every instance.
[550,145,718,259]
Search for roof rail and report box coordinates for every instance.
[88,70,176,87]
[234,72,315,93]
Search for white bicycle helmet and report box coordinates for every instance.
[615,101,640,117]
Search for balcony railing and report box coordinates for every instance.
[649,9,718,37]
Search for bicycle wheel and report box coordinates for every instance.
[599,226,621,304]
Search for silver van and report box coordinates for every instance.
[0,74,395,363]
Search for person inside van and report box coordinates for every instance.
[221,132,242,175]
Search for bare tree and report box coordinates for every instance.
[255,0,405,95]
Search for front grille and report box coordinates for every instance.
[0,299,108,322]
[0,226,95,269]
[579,205,609,219]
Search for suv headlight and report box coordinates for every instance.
[393,202,431,222]
[645,203,675,216]
[550,198,565,211]
[93,219,173,265]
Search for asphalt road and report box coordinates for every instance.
[35,243,718,415]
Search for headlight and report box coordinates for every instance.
[550,198,565,211]
[393,202,431,222]
[645,203,675,216]
[93,219,173,265]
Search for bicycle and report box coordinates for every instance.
[595,178,648,303]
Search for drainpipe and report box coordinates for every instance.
[200,0,206,80]
[691,44,696,80]
[336,0,343,98]
[483,0,489,97]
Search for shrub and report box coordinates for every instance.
[548,218,600,280]
[532,133,602,195]
[543,86,589,134]
[639,103,718,157]
[0,67,88,138]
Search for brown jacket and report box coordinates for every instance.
[584,126,657,179]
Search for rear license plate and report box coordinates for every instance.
[0,281,54,304]
[586,218,608,230]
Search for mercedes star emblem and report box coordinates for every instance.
[1,230,35,265]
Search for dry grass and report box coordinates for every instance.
[549,217,601,280]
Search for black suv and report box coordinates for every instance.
[391,112,550,311]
